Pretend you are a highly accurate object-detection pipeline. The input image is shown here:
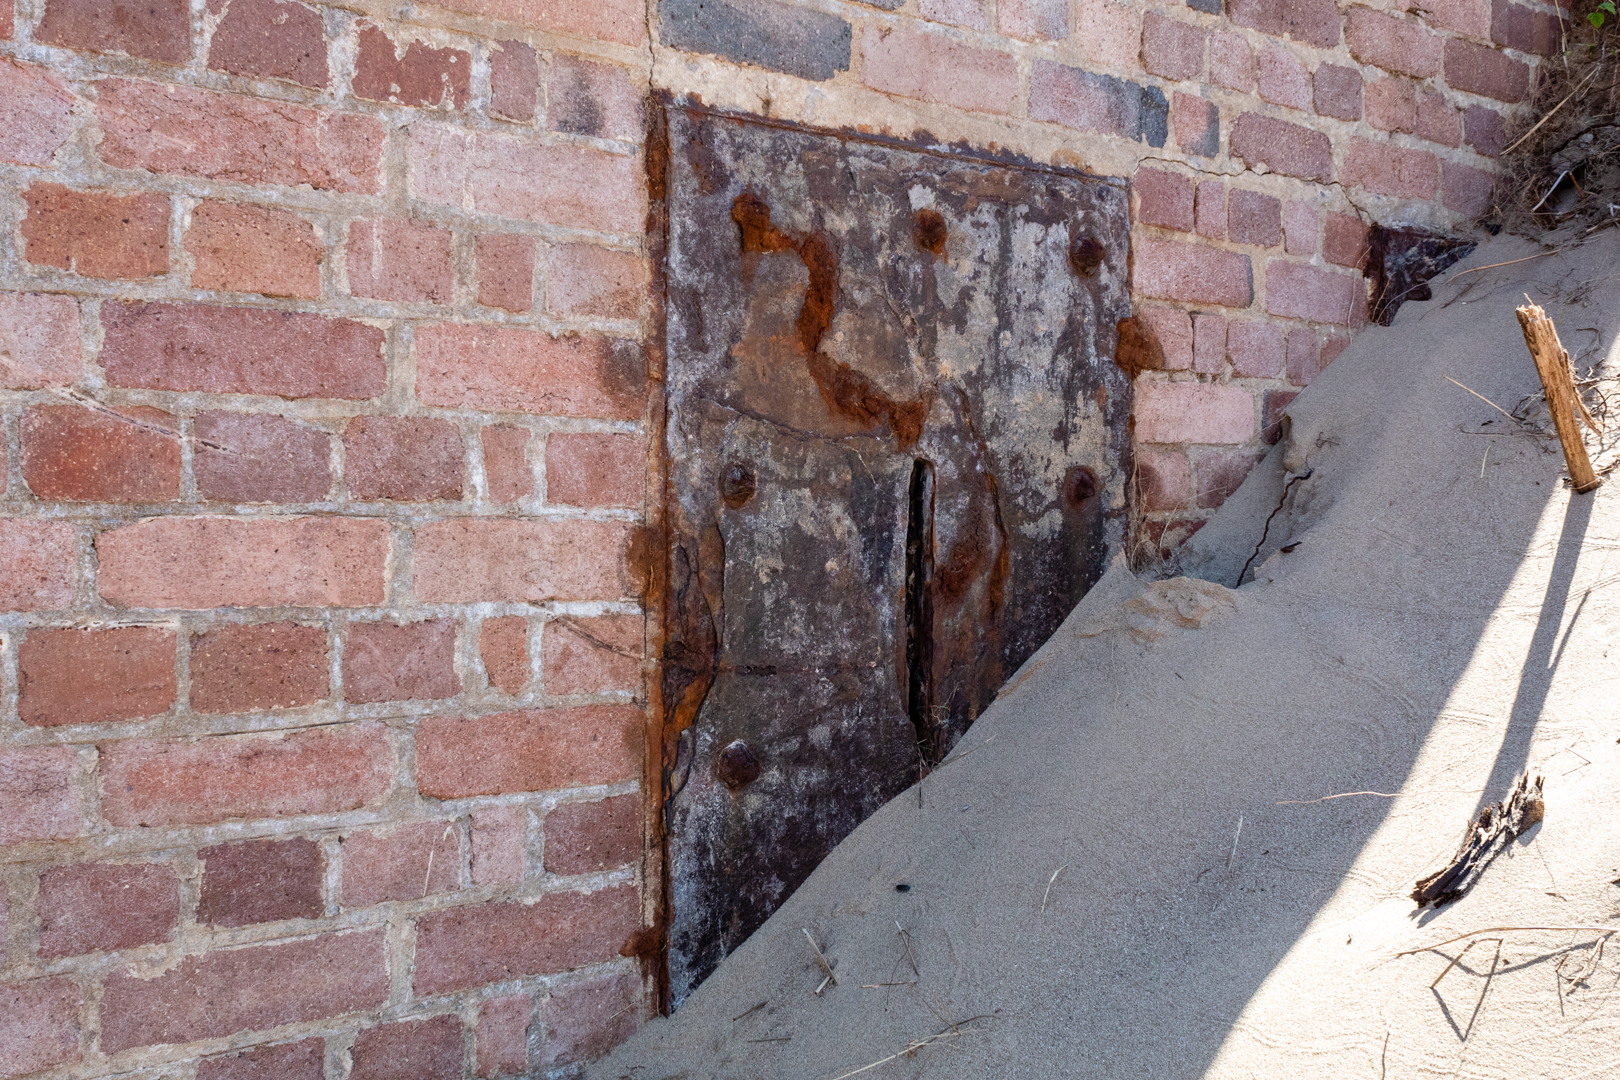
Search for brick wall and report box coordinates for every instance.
[1,1,655,1077]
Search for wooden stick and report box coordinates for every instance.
[1517,302,1601,493]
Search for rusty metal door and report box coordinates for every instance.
[655,104,1132,1003]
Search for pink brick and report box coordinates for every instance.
[188,202,322,299]
[100,723,392,827]
[1134,381,1254,444]
[542,614,643,695]
[23,184,170,280]
[1343,138,1438,199]
[1365,76,1417,133]
[194,412,332,503]
[473,806,527,886]
[1346,8,1443,78]
[1137,307,1193,372]
[37,861,180,958]
[101,302,385,400]
[481,616,532,695]
[1029,60,1144,139]
[0,748,81,846]
[415,324,645,419]
[21,404,181,503]
[1229,113,1332,181]
[860,25,1019,115]
[18,626,177,727]
[1171,92,1219,157]
[478,234,537,312]
[1258,44,1310,110]
[0,978,80,1076]
[1263,388,1300,444]
[414,519,638,603]
[1416,90,1462,148]
[1192,312,1227,374]
[353,22,470,109]
[412,884,641,995]
[199,1038,326,1080]
[1208,30,1254,92]
[1135,449,1192,511]
[347,219,454,304]
[1,1,11,39]
[1313,63,1362,120]
[1134,239,1253,308]
[544,793,639,875]
[1286,324,1323,385]
[1136,169,1194,232]
[478,994,532,1078]
[97,80,383,192]
[920,0,986,31]
[1140,13,1204,80]
[539,971,645,1066]
[1464,103,1507,156]
[198,838,324,927]
[342,822,460,907]
[97,516,389,609]
[344,619,460,703]
[431,0,645,46]
[409,124,643,232]
[37,0,189,62]
[548,244,646,319]
[1443,161,1498,217]
[0,293,80,389]
[491,40,539,122]
[999,0,1067,40]
[1195,181,1226,239]
[351,1016,462,1080]
[0,59,74,167]
[1075,0,1142,71]
[546,432,643,508]
[483,426,535,503]
[1228,189,1281,247]
[1444,41,1527,102]
[1323,212,1369,268]
[190,621,330,713]
[207,0,329,88]
[1196,450,1266,509]
[416,706,641,799]
[1228,0,1340,48]
[1266,260,1368,326]
[1426,0,1491,36]
[0,520,76,612]
[100,929,389,1052]
[1320,333,1350,370]
[1283,200,1317,255]
[345,417,466,502]
[1227,320,1286,377]
[547,56,644,141]
[1491,1,1566,56]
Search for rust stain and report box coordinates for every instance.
[914,209,947,255]
[1113,316,1164,379]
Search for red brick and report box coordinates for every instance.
[1263,388,1300,444]
[542,615,642,696]
[1134,381,1254,444]
[207,0,328,87]
[198,838,324,927]
[347,219,453,304]
[0,747,80,846]
[548,244,645,319]
[1228,190,1282,248]
[0,59,74,167]
[1346,8,1443,78]
[1140,13,1204,80]
[98,80,383,191]
[1465,103,1507,156]
[101,302,385,399]
[412,883,640,995]
[432,0,645,46]
[481,616,531,694]
[1028,60,1148,140]
[99,722,392,827]
[1491,0,1566,56]
[921,0,986,31]
[1313,63,1362,120]
[473,807,527,886]
[1258,43,1310,110]
[0,293,80,389]
[1320,332,1351,370]
[1266,260,1368,326]
[1195,181,1226,239]
[1444,37,1530,101]
[478,995,531,1078]
[1138,307,1192,372]
[1135,168,1194,232]
[1191,312,1226,375]
[409,124,643,232]
[1135,449,1192,511]
[538,971,645,1066]
[37,0,188,62]
[1416,90,1462,148]
[1227,0,1340,48]
[191,622,329,713]
[19,626,176,727]
[22,185,169,280]
[350,1016,462,1080]
[483,426,534,503]
[37,861,179,957]
[100,929,389,1052]
[1443,160,1498,216]
[0,978,80,1076]
[1286,323,1323,385]
[1,0,11,38]
[546,56,645,141]
[1229,113,1332,182]
[1365,75,1416,133]
[999,0,1067,41]
[1134,238,1253,308]
[544,794,639,875]
[1208,30,1254,92]
[1196,450,1266,509]
[199,1038,326,1080]
[478,234,536,312]
[345,417,465,502]
[21,404,179,503]
[195,412,332,503]
[545,433,643,508]
[416,706,641,799]
[341,822,460,907]
[1227,319,1286,378]
[354,22,470,109]
[0,519,76,611]
[414,519,637,603]
[492,40,539,122]
[1323,213,1370,268]
[1282,200,1317,255]
[344,619,459,703]
[1344,138,1438,199]
[188,202,322,299]
[1171,93,1219,157]
[860,24,1018,114]
[1426,0,1492,36]
[415,324,645,419]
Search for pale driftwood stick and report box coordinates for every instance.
[1517,303,1601,493]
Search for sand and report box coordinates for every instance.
[592,231,1620,1079]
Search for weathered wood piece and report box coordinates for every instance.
[1517,302,1601,492]
[1411,771,1545,908]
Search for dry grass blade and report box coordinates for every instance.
[821,1030,966,1080]
[1277,790,1398,805]
[1446,251,1557,279]
[1444,376,1525,425]
[804,928,838,991]
[1041,865,1068,914]
[1396,925,1620,957]
[1503,67,1601,156]
[1430,937,1491,989]
[896,921,919,978]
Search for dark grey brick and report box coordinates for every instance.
[659,0,852,82]
[1138,84,1169,149]
[1186,0,1222,13]
[1030,61,1169,148]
